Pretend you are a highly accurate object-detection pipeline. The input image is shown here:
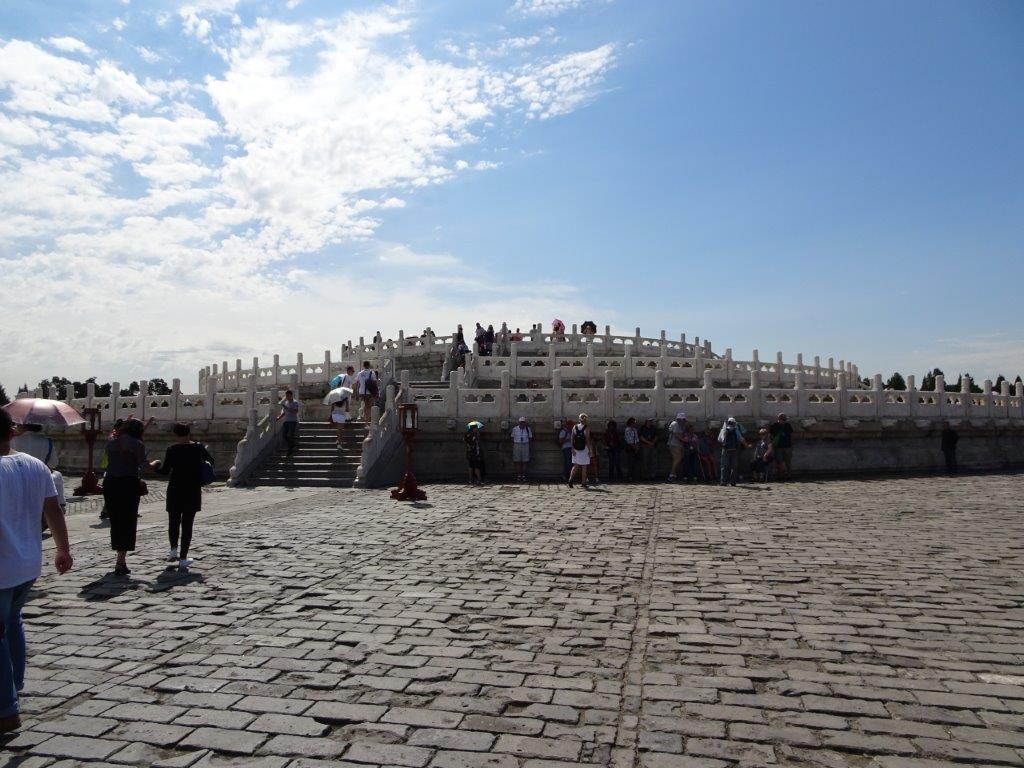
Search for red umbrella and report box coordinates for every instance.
[2,398,86,428]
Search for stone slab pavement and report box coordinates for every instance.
[2,475,1023,768]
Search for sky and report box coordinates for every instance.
[1,0,1022,393]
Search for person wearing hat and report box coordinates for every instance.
[510,417,533,482]
[717,417,749,486]
[667,412,689,481]
[465,422,484,485]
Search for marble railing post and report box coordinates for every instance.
[296,352,304,386]
[65,385,73,404]
[814,356,821,387]
[397,331,404,356]
[750,370,761,421]
[604,325,612,351]
[828,358,835,385]
[654,369,666,420]
[269,386,280,421]
[873,374,883,418]
[907,375,917,418]
[634,327,642,350]
[501,369,511,421]
[273,354,280,386]
[510,341,519,385]
[86,381,95,410]
[703,369,714,420]
[447,368,459,419]
[936,374,946,419]
[548,342,556,369]
[680,332,687,354]
[751,348,760,374]
[172,378,181,421]
[776,352,784,385]
[252,357,259,385]
[552,369,563,422]
[962,375,973,419]
[246,372,257,411]
[725,348,733,383]
[400,369,410,402]
[836,372,847,419]
[205,377,217,420]
[623,343,633,384]
[1000,380,1011,419]
[604,370,615,418]
[110,382,119,423]
[1017,382,1024,420]
[704,338,711,355]
[695,342,704,378]
[324,350,331,378]
[585,340,596,384]
[794,370,805,417]
[659,330,667,357]
[235,358,242,389]
[658,344,669,385]
[221,361,229,391]
[385,381,397,414]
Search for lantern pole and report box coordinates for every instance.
[74,407,103,496]
[391,403,426,501]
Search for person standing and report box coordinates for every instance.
[328,398,350,447]
[465,423,484,485]
[151,423,213,572]
[717,417,749,486]
[557,418,575,480]
[681,423,700,482]
[484,324,495,357]
[510,417,533,482]
[276,390,301,457]
[750,428,775,482]
[0,410,73,734]
[330,365,356,391]
[940,421,959,475]
[102,418,149,576]
[623,417,641,480]
[639,418,658,480]
[604,420,623,482]
[568,413,593,489]
[355,362,378,423]
[667,412,688,481]
[769,413,794,481]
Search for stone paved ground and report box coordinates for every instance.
[3,475,1023,768]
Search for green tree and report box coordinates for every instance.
[0,382,9,406]
[920,368,944,392]
[148,378,172,395]
[120,381,140,397]
[885,372,907,391]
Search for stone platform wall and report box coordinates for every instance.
[365,421,1024,486]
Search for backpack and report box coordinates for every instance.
[571,425,587,450]
[364,370,378,397]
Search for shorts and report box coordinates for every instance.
[669,444,683,462]
[571,447,591,466]
[512,443,530,463]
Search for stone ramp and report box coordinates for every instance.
[245,421,367,487]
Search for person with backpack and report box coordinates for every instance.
[557,418,575,480]
[465,422,484,485]
[717,416,749,486]
[356,361,378,422]
[150,423,214,572]
[568,413,594,489]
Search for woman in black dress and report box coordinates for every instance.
[151,423,213,571]
[102,418,148,576]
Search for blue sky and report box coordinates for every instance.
[1,0,1021,392]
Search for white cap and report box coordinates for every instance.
[518,416,527,423]
[727,416,736,423]
[675,412,687,420]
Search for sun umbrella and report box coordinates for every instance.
[466,420,484,430]
[324,386,354,405]
[3,398,86,428]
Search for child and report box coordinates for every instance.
[328,399,350,447]
[750,427,774,482]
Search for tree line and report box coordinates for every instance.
[867,369,1023,393]
[0,377,174,406]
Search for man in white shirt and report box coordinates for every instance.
[11,424,64,506]
[355,362,378,422]
[510,417,533,482]
[0,410,73,733]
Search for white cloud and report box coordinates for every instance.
[44,36,93,54]
[512,0,612,17]
[0,4,619,388]
[112,17,127,32]
[135,45,160,63]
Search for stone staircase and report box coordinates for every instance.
[246,421,367,487]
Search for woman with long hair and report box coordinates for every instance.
[102,418,148,576]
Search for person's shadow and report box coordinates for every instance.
[78,573,147,601]
[148,568,205,592]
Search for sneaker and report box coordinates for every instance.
[667,474,677,482]
[0,713,21,733]
[166,548,179,562]
[178,558,194,571]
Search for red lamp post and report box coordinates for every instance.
[391,403,427,501]
[74,407,103,496]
